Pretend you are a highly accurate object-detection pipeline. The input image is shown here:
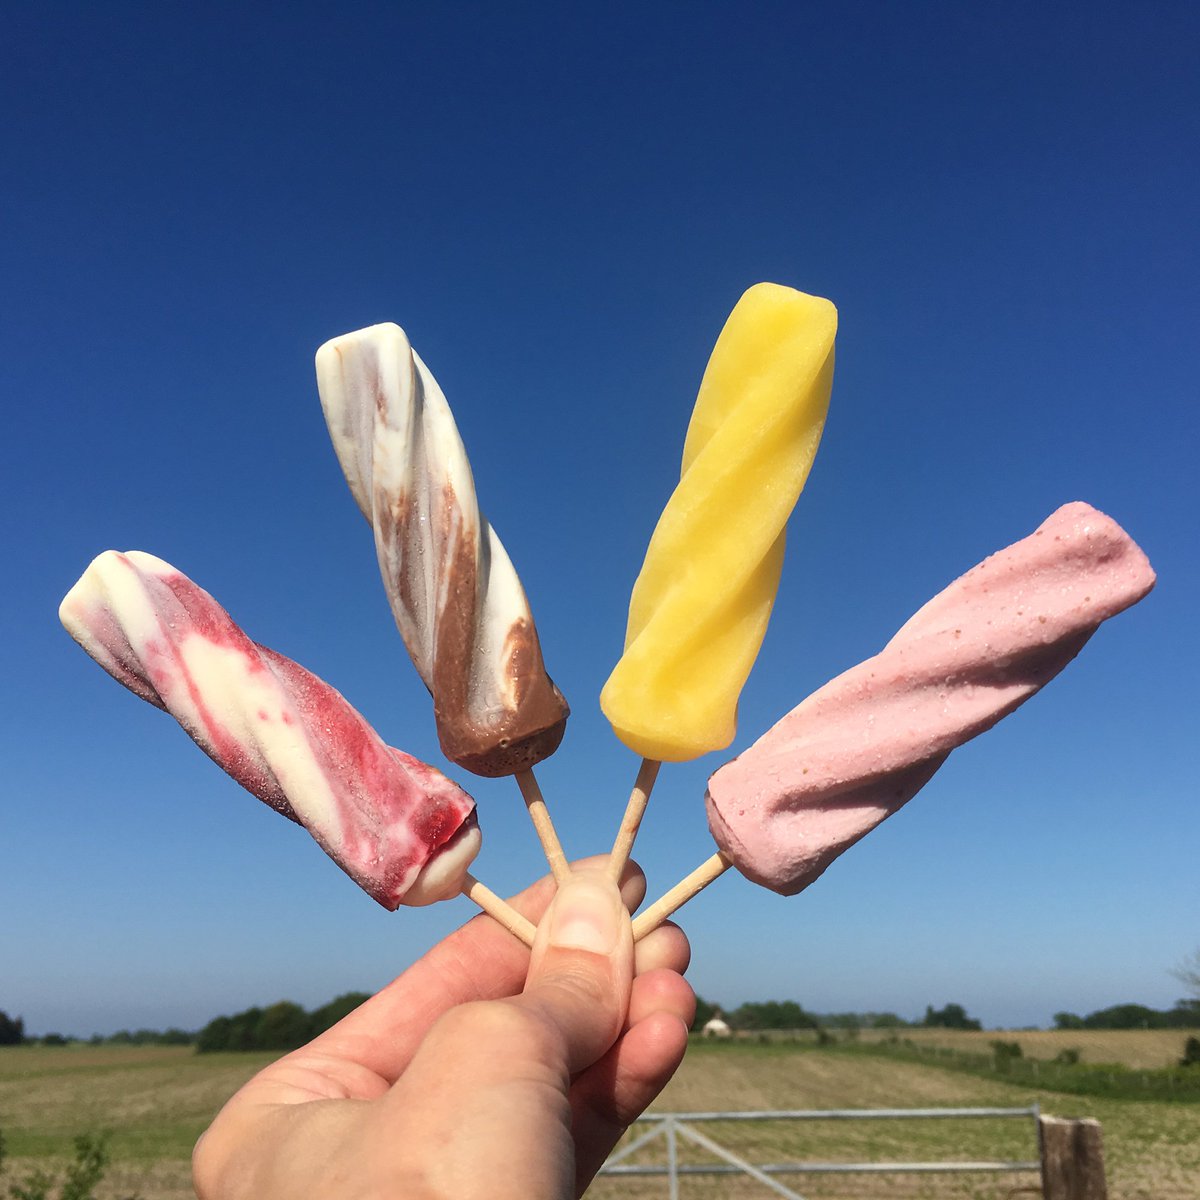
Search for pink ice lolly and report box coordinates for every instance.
[705,502,1155,895]
[59,551,481,909]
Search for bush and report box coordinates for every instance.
[1181,1037,1200,1068]
[0,1131,141,1200]
[1055,1047,1082,1065]
[989,1040,1023,1071]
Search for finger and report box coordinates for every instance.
[618,858,649,914]
[516,867,635,1074]
[569,1009,691,1194]
[634,919,690,978]
[567,967,694,1190]
[627,967,697,1030]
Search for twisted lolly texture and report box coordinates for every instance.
[706,502,1155,895]
[601,283,837,761]
[316,324,569,777]
[59,551,480,909]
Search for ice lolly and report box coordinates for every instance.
[601,283,836,763]
[59,550,532,938]
[316,323,569,780]
[633,502,1155,935]
[602,283,837,877]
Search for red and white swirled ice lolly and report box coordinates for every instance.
[315,324,569,779]
[705,502,1155,895]
[59,550,482,909]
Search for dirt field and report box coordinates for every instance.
[854,1027,1194,1070]
[590,1040,1200,1199]
[1,1036,1197,1199]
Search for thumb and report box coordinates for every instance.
[517,869,634,1074]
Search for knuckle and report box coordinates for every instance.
[432,998,561,1062]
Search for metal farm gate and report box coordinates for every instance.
[597,1104,1044,1198]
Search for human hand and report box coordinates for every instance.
[192,858,694,1199]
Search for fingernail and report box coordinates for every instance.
[547,877,624,955]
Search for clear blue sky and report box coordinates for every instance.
[3,3,1196,1036]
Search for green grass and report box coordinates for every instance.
[826,1036,1200,1102]
[594,1038,1200,1199]
[3,1039,1199,1199]
[0,1046,271,1163]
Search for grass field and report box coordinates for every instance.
[854,1027,1195,1070]
[1,1035,1197,1199]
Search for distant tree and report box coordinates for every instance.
[227,1007,264,1051]
[0,1011,24,1045]
[870,1012,908,1029]
[1166,999,1200,1029]
[728,1003,760,1031]
[1171,948,1200,999]
[1082,1003,1165,1030]
[778,1001,817,1030]
[690,996,719,1032]
[922,1004,982,1031]
[41,1033,69,1046]
[196,1016,234,1053]
[728,1000,817,1031]
[1053,1011,1085,1030]
[1180,1037,1200,1068]
[255,1002,311,1051]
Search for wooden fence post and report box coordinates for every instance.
[1039,1115,1107,1200]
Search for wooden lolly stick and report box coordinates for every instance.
[515,768,571,885]
[631,850,733,940]
[462,873,536,946]
[607,757,661,881]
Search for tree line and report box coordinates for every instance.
[195,993,371,1052]
[1053,999,1200,1030]
[0,996,370,1051]
[691,998,987,1032]
[693,998,1200,1033]
[0,1011,194,1048]
[3,991,1197,1050]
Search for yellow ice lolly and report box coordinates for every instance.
[601,283,837,761]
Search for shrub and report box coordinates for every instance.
[0,1131,141,1200]
[989,1040,1023,1071]
[1180,1036,1200,1068]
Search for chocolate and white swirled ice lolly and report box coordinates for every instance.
[316,324,569,779]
